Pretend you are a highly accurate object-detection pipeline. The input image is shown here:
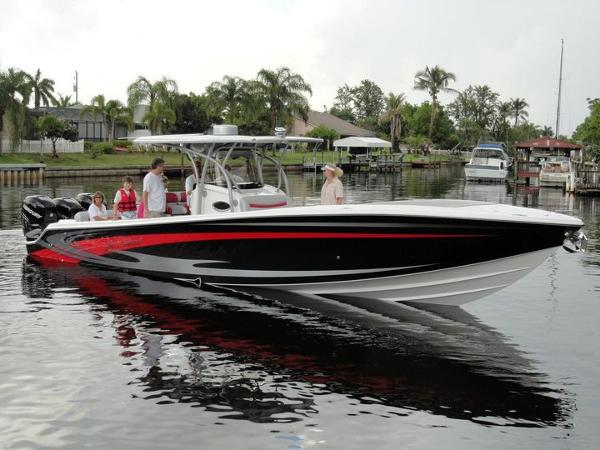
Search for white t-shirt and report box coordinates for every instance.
[185,174,196,206]
[143,172,166,212]
[88,203,107,220]
[321,178,343,205]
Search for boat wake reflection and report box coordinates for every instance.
[21,259,573,427]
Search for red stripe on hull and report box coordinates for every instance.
[29,248,80,264]
[69,231,484,256]
[249,202,288,208]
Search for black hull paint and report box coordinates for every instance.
[28,214,574,286]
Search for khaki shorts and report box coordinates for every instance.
[146,210,166,218]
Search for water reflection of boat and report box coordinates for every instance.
[21,260,572,427]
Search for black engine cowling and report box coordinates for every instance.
[53,197,84,220]
[22,195,58,239]
[76,193,93,210]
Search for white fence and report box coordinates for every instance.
[1,139,85,154]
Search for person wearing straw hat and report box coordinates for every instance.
[321,163,344,205]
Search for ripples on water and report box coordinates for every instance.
[1,168,599,449]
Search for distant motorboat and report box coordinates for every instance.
[539,156,574,188]
[465,143,511,182]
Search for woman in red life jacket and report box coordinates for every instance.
[112,176,140,220]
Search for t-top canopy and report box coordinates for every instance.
[333,136,392,148]
[134,134,323,146]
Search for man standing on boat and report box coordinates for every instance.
[142,158,166,218]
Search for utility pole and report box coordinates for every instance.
[555,39,564,139]
[73,70,79,104]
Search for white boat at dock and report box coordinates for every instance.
[464,143,511,182]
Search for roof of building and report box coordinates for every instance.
[306,111,376,137]
[31,105,102,122]
[333,136,391,148]
[514,137,581,150]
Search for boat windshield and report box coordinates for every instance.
[473,148,508,159]
[203,148,262,188]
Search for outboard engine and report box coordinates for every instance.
[22,195,58,240]
[76,193,93,210]
[53,197,84,220]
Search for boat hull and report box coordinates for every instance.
[464,165,508,182]
[26,202,581,306]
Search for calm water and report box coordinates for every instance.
[1,167,599,449]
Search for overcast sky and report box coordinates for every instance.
[1,0,599,135]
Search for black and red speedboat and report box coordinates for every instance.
[21,127,587,306]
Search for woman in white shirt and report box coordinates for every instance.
[88,191,119,221]
[320,164,344,205]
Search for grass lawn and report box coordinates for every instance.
[0,150,456,168]
[0,151,189,168]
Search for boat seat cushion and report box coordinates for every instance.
[165,191,189,215]
[74,211,89,221]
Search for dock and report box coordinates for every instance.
[0,164,46,186]
[303,155,406,173]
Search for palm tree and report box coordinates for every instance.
[413,65,457,140]
[379,92,406,152]
[27,69,56,109]
[510,97,529,127]
[206,76,248,123]
[51,94,73,107]
[541,125,553,137]
[0,67,32,152]
[80,94,109,141]
[256,67,312,130]
[143,101,176,135]
[105,100,132,141]
[127,76,178,134]
[493,101,512,142]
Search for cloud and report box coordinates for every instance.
[1,0,599,134]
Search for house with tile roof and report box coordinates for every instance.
[292,110,376,138]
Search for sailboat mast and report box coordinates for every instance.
[555,39,564,138]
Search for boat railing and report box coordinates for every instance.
[184,149,236,213]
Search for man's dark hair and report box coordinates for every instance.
[151,158,165,169]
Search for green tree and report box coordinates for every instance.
[404,102,455,148]
[447,85,499,145]
[173,93,221,134]
[105,100,132,141]
[37,115,78,159]
[330,84,356,122]
[0,67,32,152]
[205,76,249,123]
[413,65,457,141]
[492,101,512,142]
[379,92,406,152]
[541,125,554,137]
[51,94,73,107]
[256,67,312,130]
[143,101,176,135]
[27,68,56,109]
[574,99,600,162]
[352,80,385,121]
[305,125,339,150]
[80,94,109,141]
[127,76,178,134]
[510,97,529,127]
[509,122,541,145]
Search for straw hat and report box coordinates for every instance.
[322,163,343,178]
